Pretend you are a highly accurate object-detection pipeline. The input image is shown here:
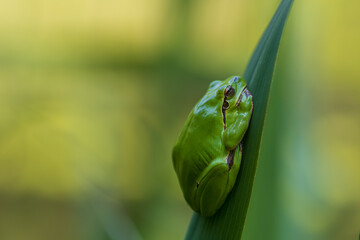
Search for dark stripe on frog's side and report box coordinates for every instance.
[225,143,242,171]
[222,100,228,130]
[226,149,235,170]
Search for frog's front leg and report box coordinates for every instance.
[223,88,253,150]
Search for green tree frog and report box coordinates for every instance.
[172,76,253,217]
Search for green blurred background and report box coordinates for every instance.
[0,0,359,239]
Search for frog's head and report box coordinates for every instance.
[208,76,253,150]
[218,76,248,111]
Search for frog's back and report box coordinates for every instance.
[172,102,225,205]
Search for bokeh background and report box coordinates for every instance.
[0,0,359,239]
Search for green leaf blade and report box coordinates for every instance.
[186,0,294,239]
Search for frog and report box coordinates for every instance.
[172,76,253,217]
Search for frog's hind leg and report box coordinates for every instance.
[195,162,230,217]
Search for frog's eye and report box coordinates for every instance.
[224,86,235,98]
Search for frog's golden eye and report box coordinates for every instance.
[224,86,235,98]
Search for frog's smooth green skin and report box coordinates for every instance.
[172,76,253,217]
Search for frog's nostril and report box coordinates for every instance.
[233,76,239,83]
